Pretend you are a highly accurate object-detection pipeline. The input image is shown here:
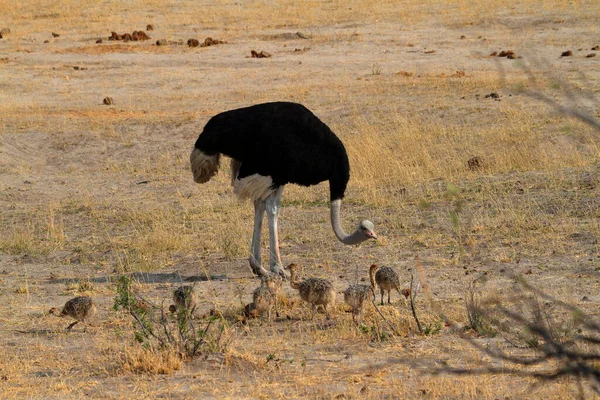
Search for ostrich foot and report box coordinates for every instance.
[249,257,270,277]
[270,264,290,280]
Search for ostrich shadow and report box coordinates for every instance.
[48,271,227,285]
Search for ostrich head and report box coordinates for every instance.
[285,263,298,273]
[359,220,377,241]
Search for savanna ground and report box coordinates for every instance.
[1,0,599,398]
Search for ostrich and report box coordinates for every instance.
[343,264,378,324]
[286,263,336,320]
[173,285,197,314]
[372,264,408,305]
[190,102,377,278]
[252,273,283,321]
[49,296,96,332]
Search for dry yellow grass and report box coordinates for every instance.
[0,0,599,398]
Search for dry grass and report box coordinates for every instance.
[119,345,183,375]
[0,0,599,398]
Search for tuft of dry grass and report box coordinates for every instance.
[119,345,183,375]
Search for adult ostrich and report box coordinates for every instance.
[190,102,377,278]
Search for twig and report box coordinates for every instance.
[129,307,167,347]
[409,273,423,334]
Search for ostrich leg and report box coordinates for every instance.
[66,321,79,330]
[249,199,270,276]
[265,187,289,279]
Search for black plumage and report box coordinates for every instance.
[194,102,350,200]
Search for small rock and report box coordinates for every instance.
[485,92,500,99]
[582,296,590,301]
[591,45,599,50]
[489,51,498,56]
[103,97,115,105]
[424,49,435,54]
[96,38,102,44]
[251,50,271,58]
[0,28,11,35]
[561,50,572,57]
[586,53,596,58]
[132,31,149,41]
[156,39,168,46]
[201,37,225,47]
[52,32,60,37]
[498,50,515,58]
[146,24,154,31]
[187,38,200,47]
[44,40,49,43]
[460,35,466,39]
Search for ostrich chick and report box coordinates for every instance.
[244,302,260,319]
[343,264,378,323]
[49,296,96,332]
[252,274,283,321]
[372,264,403,305]
[286,263,336,320]
[173,286,197,314]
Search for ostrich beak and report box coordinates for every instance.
[368,230,377,240]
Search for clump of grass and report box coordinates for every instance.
[113,249,162,273]
[120,345,183,375]
[422,319,444,336]
[78,279,94,292]
[0,224,38,255]
[214,206,249,261]
[464,281,498,337]
[14,285,29,295]
[0,205,66,256]
[218,229,246,260]
[359,322,390,342]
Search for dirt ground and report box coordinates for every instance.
[1,1,599,398]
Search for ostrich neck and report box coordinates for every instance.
[330,199,364,245]
[369,268,376,290]
[289,269,301,290]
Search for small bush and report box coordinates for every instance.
[113,275,233,369]
[464,281,498,337]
